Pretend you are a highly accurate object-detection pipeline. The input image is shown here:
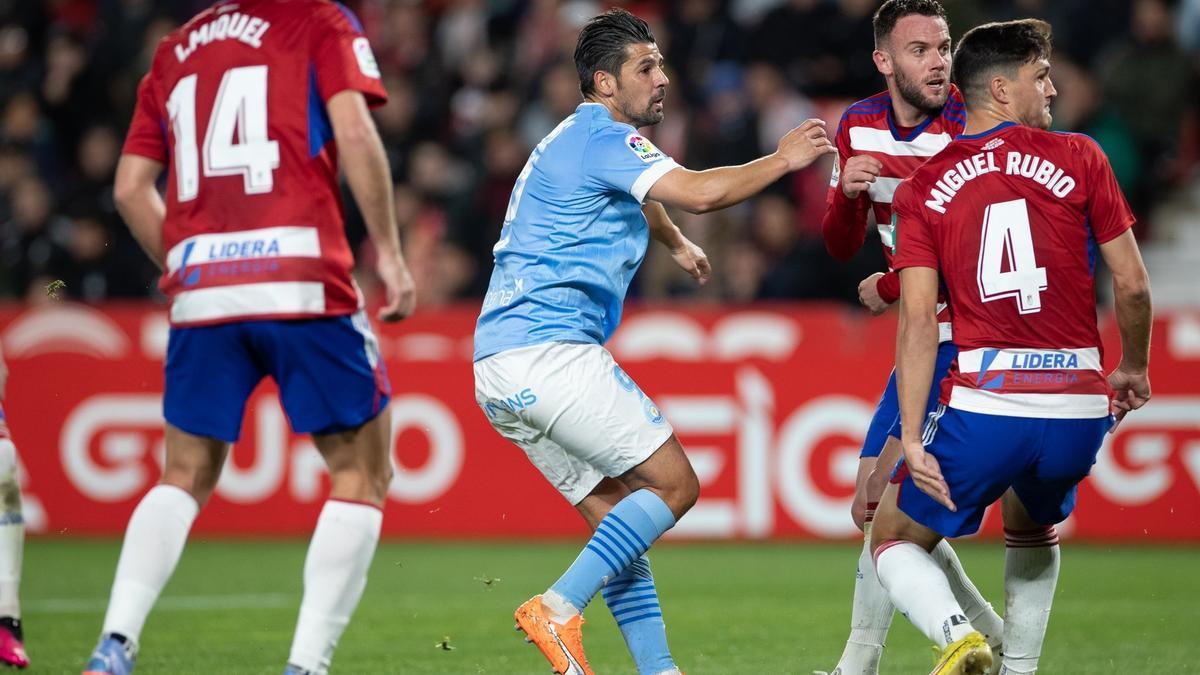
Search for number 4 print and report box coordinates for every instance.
[977,198,1047,314]
[166,65,280,202]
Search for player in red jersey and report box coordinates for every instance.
[0,347,29,670]
[873,19,1152,674]
[84,2,416,674]
[820,4,1001,673]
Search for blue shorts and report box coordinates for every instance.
[895,406,1113,538]
[164,312,391,442]
[861,341,958,458]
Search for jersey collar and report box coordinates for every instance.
[956,120,1017,140]
[887,103,938,142]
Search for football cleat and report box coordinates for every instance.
[82,633,136,675]
[930,631,993,675]
[514,595,594,675]
[283,664,316,675]
[0,619,27,668]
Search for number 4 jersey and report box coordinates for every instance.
[891,122,1135,418]
[123,0,387,326]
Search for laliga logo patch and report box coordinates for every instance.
[352,37,380,78]
[626,134,663,163]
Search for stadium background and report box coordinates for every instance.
[1,0,1199,672]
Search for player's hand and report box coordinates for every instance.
[670,237,711,285]
[1108,364,1151,430]
[857,272,891,315]
[841,155,883,199]
[775,119,835,172]
[376,253,416,322]
[902,438,956,512]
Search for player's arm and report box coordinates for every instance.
[821,164,879,261]
[896,265,952,509]
[114,154,167,269]
[1098,229,1152,421]
[643,200,710,285]
[326,90,415,322]
[647,119,834,214]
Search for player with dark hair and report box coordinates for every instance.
[83,1,416,673]
[475,8,833,675]
[821,2,1003,672]
[875,18,1152,675]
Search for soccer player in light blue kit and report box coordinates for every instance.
[473,9,834,675]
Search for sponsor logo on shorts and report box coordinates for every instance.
[643,398,664,425]
[614,366,665,425]
[482,387,537,419]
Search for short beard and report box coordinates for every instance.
[621,100,664,129]
[894,66,946,116]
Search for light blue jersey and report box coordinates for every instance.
[473,103,679,361]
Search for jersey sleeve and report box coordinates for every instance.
[1078,136,1136,243]
[311,3,388,108]
[890,178,939,271]
[583,126,679,203]
[822,114,871,260]
[122,73,167,163]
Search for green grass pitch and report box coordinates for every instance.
[28,539,1199,673]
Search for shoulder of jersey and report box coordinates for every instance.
[840,90,892,124]
[940,85,966,130]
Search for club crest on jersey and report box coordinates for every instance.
[352,37,380,78]
[626,134,663,163]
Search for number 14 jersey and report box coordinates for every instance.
[123,0,387,326]
[890,122,1135,419]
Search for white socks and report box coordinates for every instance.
[0,440,23,619]
[875,541,972,649]
[833,523,892,673]
[287,500,382,674]
[933,539,1004,645]
[101,484,199,644]
[1000,527,1060,674]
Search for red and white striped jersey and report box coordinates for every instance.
[123,0,387,327]
[823,86,965,340]
[891,122,1136,419]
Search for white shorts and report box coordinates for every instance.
[474,341,674,505]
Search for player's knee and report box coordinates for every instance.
[850,496,867,532]
[160,462,221,506]
[666,469,700,518]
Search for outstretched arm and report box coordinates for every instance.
[647,119,834,214]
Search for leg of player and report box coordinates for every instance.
[575,478,679,675]
[0,436,28,669]
[285,410,391,675]
[997,492,1059,675]
[85,425,226,675]
[931,538,1005,671]
[871,484,992,674]
[524,436,697,675]
[830,445,896,675]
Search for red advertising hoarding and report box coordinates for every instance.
[2,303,1198,540]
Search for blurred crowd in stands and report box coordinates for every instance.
[1,0,1197,308]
